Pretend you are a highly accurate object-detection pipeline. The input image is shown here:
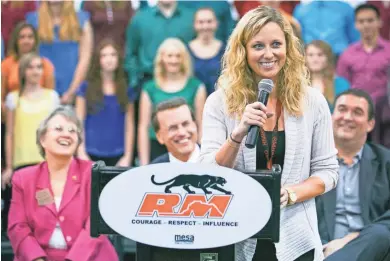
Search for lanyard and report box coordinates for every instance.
[259,100,282,170]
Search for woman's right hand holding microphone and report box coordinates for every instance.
[231,101,289,208]
[231,101,274,143]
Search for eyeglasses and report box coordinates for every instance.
[49,124,80,134]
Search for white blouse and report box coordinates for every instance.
[48,197,67,249]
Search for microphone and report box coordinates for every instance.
[245,79,274,149]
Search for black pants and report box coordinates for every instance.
[325,224,390,261]
[90,154,123,167]
[1,123,5,169]
[253,240,314,261]
[1,185,12,236]
[2,164,37,237]
[150,139,168,162]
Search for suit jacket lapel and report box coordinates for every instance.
[322,187,337,239]
[359,144,379,225]
[35,163,57,216]
[59,159,81,213]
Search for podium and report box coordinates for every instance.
[91,161,281,261]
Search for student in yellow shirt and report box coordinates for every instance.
[1,53,59,234]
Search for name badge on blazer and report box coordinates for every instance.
[36,188,54,206]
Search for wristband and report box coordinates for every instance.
[229,133,241,144]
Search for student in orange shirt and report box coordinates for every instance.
[1,21,55,117]
[1,22,55,181]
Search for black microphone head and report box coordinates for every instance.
[258,79,274,94]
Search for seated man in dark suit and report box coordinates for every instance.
[148,99,201,261]
[151,97,200,164]
[316,89,390,261]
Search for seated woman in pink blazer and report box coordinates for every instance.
[8,105,118,261]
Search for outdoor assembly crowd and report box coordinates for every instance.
[1,0,390,261]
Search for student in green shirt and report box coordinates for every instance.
[179,0,235,43]
[137,38,207,165]
[125,0,196,98]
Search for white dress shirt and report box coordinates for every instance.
[168,144,200,163]
[48,197,67,249]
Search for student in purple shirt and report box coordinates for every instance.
[75,39,135,167]
[336,3,390,104]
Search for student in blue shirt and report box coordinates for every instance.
[26,1,93,104]
[188,8,225,96]
[75,39,135,167]
[294,1,360,57]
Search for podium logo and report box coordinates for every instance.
[136,193,233,218]
[136,174,233,218]
[175,234,194,244]
[150,174,232,195]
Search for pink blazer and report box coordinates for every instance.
[8,158,119,261]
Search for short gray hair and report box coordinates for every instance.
[36,105,83,158]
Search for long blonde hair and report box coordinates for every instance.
[218,6,308,117]
[306,40,336,104]
[154,38,193,88]
[38,1,81,43]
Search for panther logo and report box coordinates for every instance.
[151,174,231,195]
